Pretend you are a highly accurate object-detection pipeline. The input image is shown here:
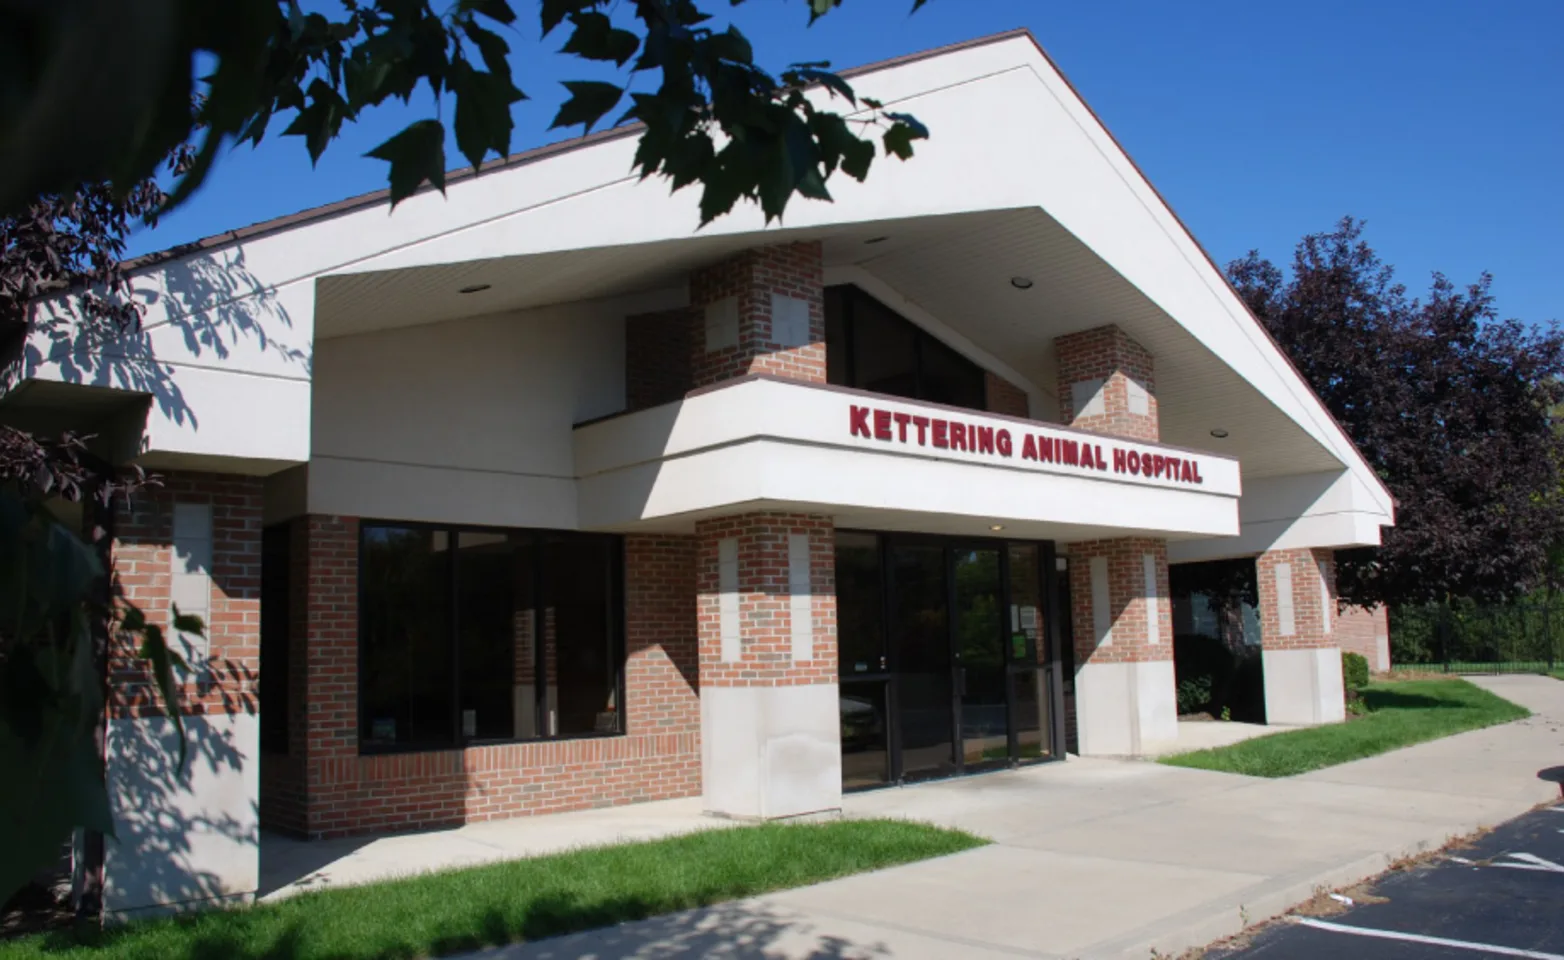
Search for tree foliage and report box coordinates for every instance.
[1229,218,1564,607]
[1,0,929,222]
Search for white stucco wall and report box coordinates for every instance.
[701,684,843,820]
[308,293,656,527]
[103,713,259,916]
[1263,647,1347,726]
[1167,470,1389,560]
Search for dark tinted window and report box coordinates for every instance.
[544,534,620,736]
[824,284,986,412]
[259,523,291,754]
[361,527,453,750]
[359,525,622,753]
[835,532,885,676]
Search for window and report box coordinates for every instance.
[259,523,291,754]
[824,285,986,412]
[359,524,623,753]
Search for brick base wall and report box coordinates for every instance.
[258,516,704,838]
[305,735,701,837]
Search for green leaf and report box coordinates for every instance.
[789,67,855,104]
[456,0,518,25]
[366,119,448,205]
[883,122,918,160]
[561,11,641,67]
[452,65,522,170]
[541,0,597,36]
[707,25,755,65]
[550,80,624,132]
[462,20,515,79]
[281,79,348,164]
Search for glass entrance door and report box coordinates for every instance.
[838,532,1061,789]
[954,548,1009,769]
[889,543,955,779]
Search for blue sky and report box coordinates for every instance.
[126,0,1562,324]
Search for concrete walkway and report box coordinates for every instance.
[459,674,1564,960]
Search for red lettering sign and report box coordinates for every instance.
[850,405,871,438]
[844,404,1205,486]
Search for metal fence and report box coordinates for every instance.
[1390,599,1564,673]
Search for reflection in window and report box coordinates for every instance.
[544,535,619,736]
[835,532,885,676]
[1007,544,1043,666]
[824,284,987,412]
[359,524,622,753]
[360,527,453,751]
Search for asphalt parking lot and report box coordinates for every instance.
[1209,803,1564,959]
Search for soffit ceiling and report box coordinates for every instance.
[312,207,1341,481]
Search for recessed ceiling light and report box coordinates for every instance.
[1210,428,1229,439]
[1010,277,1034,290]
[989,524,1005,532]
[459,283,492,294]
[864,235,888,245]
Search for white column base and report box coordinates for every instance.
[1074,660,1178,756]
[104,713,259,916]
[701,682,842,820]
[1263,647,1347,725]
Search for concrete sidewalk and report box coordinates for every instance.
[469,674,1564,960]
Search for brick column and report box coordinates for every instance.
[695,512,839,819]
[1256,547,1346,725]
[1055,325,1158,440]
[1056,325,1176,754]
[105,471,263,912]
[689,241,825,388]
[1066,538,1177,755]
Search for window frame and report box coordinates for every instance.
[356,519,626,756]
[826,284,987,411]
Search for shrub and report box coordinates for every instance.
[1342,651,1370,692]
[1177,675,1213,715]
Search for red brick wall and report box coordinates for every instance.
[260,516,702,838]
[624,535,700,734]
[1054,325,1158,441]
[694,513,837,688]
[984,371,1031,419]
[1337,603,1389,670]
[1066,538,1172,666]
[109,471,263,720]
[1256,547,1336,650]
[626,308,694,411]
[689,242,825,387]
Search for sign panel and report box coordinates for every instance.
[847,403,1208,486]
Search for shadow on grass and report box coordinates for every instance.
[1359,689,1474,711]
[31,896,889,960]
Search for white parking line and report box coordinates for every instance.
[1293,917,1564,959]
[1496,852,1564,874]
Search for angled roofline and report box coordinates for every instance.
[113,25,1390,512]
[1007,31,1395,510]
[122,28,1035,273]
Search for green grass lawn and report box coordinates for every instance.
[1,819,983,960]
[1160,678,1529,778]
